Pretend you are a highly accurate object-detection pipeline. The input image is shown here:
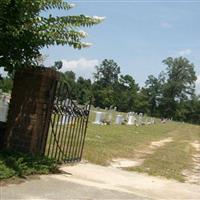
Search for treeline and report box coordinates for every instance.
[61,58,200,124]
[0,57,199,124]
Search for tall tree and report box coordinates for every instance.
[160,57,197,117]
[76,77,92,104]
[113,74,139,112]
[94,59,120,86]
[145,73,165,116]
[93,59,121,108]
[62,70,76,98]
[0,0,104,75]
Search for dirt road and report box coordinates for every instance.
[1,163,200,200]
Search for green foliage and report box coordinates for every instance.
[0,0,104,74]
[76,77,92,104]
[62,70,77,98]
[0,150,58,180]
[0,76,13,92]
[51,61,63,71]
[159,57,197,117]
[145,73,165,116]
[113,75,139,112]
[94,59,120,86]
[92,59,139,111]
[62,57,198,124]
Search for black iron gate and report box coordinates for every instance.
[45,81,91,163]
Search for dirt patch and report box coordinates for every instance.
[110,158,144,168]
[182,140,200,185]
[150,137,173,148]
[110,137,173,168]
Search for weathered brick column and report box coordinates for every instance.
[5,68,60,155]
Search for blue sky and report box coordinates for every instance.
[42,0,200,93]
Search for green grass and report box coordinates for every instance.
[83,112,200,181]
[129,124,200,182]
[1,109,199,182]
[0,150,58,180]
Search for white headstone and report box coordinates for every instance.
[107,113,112,122]
[138,113,143,125]
[93,112,104,125]
[115,115,124,125]
[127,115,135,125]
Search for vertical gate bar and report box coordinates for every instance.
[76,115,87,161]
[64,112,75,162]
[53,82,67,161]
[71,112,84,161]
[68,115,81,161]
[75,116,85,159]
[61,99,73,161]
[57,113,68,161]
[56,95,71,161]
[67,113,79,162]
[53,86,66,160]
[46,81,61,158]
[50,82,64,159]
[48,120,56,158]
[53,113,64,161]
[79,103,91,160]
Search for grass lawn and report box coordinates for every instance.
[83,111,200,182]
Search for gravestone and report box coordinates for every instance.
[107,113,112,122]
[127,116,134,125]
[138,113,143,125]
[93,112,105,124]
[115,115,124,125]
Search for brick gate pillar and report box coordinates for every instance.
[5,68,60,155]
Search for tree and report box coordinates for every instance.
[160,57,197,117]
[175,95,200,124]
[0,0,104,75]
[76,77,92,104]
[145,73,165,116]
[134,88,150,114]
[93,59,121,108]
[51,61,63,71]
[62,70,76,98]
[94,59,120,86]
[113,75,139,112]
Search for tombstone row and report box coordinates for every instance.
[93,111,155,126]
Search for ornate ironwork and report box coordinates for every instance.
[45,81,91,163]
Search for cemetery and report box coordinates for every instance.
[92,109,156,126]
[0,1,200,199]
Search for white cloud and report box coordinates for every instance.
[160,21,172,29]
[178,49,192,56]
[196,74,200,95]
[61,58,99,79]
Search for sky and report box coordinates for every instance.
[1,0,200,94]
